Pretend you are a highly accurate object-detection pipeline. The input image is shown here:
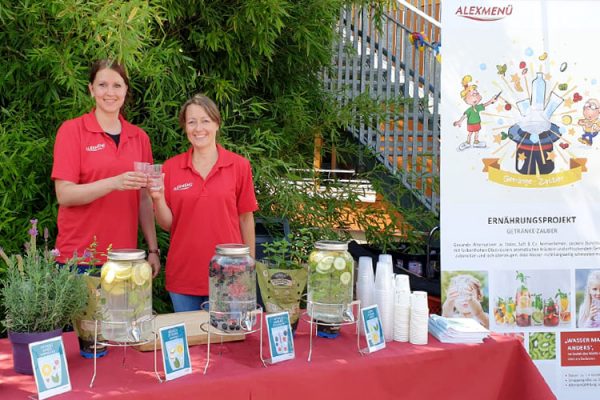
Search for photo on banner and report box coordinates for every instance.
[440,1,600,398]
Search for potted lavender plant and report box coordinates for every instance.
[0,219,87,374]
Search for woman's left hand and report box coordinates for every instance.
[148,252,161,278]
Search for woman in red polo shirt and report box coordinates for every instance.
[150,94,258,312]
[51,59,160,275]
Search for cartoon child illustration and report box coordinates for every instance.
[453,75,498,151]
[577,98,600,146]
[578,270,600,328]
[442,274,489,328]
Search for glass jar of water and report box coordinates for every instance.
[307,240,355,324]
[209,244,256,332]
[100,249,153,343]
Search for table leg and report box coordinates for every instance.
[259,309,266,367]
[307,315,314,362]
[203,323,211,375]
[90,320,98,388]
[153,327,163,383]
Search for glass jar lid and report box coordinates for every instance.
[215,244,250,256]
[107,249,146,261]
[314,240,348,251]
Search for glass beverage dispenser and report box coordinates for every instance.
[100,249,153,342]
[307,240,355,324]
[209,244,257,332]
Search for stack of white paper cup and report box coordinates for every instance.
[375,258,393,288]
[409,291,429,345]
[356,256,375,309]
[374,261,395,341]
[379,254,393,267]
[393,289,411,342]
[394,274,410,298]
[379,254,395,289]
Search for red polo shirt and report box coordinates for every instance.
[51,111,153,263]
[163,145,258,295]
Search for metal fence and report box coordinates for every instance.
[324,2,441,214]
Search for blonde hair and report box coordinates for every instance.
[460,75,477,99]
[578,270,600,327]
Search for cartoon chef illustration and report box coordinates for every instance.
[578,98,600,146]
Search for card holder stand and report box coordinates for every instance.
[199,302,266,374]
[88,315,162,388]
[301,300,362,361]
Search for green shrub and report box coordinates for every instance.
[0,0,414,320]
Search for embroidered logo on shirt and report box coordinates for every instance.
[85,143,106,152]
[173,182,193,191]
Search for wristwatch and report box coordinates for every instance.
[148,249,161,256]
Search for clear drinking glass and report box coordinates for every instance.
[147,164,163,191]
[134,161,150,188]
[133,161,150,173]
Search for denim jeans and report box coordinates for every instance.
[169,292,209,312]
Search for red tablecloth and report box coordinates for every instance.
[1,323,555,400]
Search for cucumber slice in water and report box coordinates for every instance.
[333,257,347,271]
[340,271,351,285]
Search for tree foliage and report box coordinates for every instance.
[0,0,433,315]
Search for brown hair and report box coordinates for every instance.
[178,94,221,129]
[89,59,130,87]
[89,60,130,112]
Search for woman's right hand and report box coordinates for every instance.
[114,171,147,191]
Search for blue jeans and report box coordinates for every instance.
[583,131,598,144]
[57,263,100,275]
[169,292,209,312]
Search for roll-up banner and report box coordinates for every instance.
[440,1,600,397]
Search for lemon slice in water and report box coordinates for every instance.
[114,264,132,281]
[103,268,116,284]
[107,282,126,295]
[133,263,152,286]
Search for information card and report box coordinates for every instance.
[159,323,192,381]
[361,305,386,353]
[266,311,295,363]
[29,336,71,399]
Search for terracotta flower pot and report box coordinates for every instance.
[8,328,62,375]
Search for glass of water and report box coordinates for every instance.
[147,164,163,191]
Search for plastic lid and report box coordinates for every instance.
[314,240,348,251]
[107,249,146,261]
[215,244,250,256]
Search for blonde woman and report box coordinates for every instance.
[453,75,498,151]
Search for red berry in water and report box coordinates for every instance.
[505,104,512,111]
[519,61,526,69]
